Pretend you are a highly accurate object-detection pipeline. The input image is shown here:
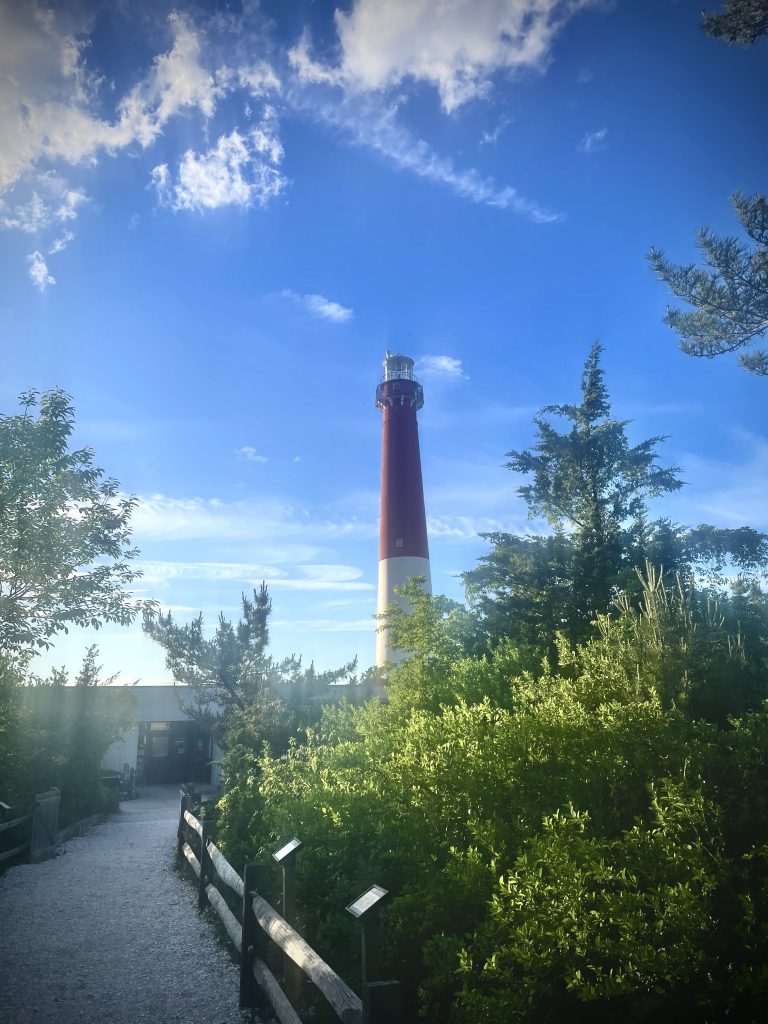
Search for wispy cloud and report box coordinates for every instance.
[49,230,74,254]
[663,431,768,531]
[129,493,377,544]
[416,355,467,380]
[288,84,562,223]
[0,181,87,234]
[136,560,284,587]
[579,127,608,154]
[237,446,269,463]
[27,251,55,291]
[280,289,355,323]
[480,116,513,146]
[136,558,373,593]
[272,617,374,633]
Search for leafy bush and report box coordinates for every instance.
[1,648,136,827]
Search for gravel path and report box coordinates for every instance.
[0,786,265,1024]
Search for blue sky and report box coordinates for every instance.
[1,0,766,682]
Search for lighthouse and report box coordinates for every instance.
[376,352,431,668]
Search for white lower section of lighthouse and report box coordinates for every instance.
[376,555,432,668]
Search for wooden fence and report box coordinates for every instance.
[0,789,61,865]
[1,765,136,869]
[177,786,400,1024]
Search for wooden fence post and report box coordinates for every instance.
[30,789,60,863]
[240,863,269,1010]
[363,981,402,1024]
[198,814,217,911]
[177,790,190,861]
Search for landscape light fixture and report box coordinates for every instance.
[273,837,304,997]
[346,884,390,984]
[345,884,389,920]
[272,837,302,864]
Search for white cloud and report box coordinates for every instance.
[416,355,467,379]
[0,179,87,235]
[300,0,598,113]
[579,127,608,153]
[281,289,355,322]
[0,8,221,193]
[124,10,220,133]
[427,513,532,539]
[129,493,377,545]
[27,250,55,291]
[0,192,50,233]
[0,5,285,263]
[135,558,373,594]
[174,132,255,210]
[136,560,283,587]
[238,446,269,463]
[49,230,75,254]
[55,186,88,221]
[480,116,513,146]
[152,122,287,212]
[221,62,282,98]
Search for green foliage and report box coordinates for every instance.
[564,565,768,721]
[703,0,768,45]
[0,388,143,658]
[217,567,768,1021]
[649,192,768,375]
[456,787,723,1022]
[1,647,136,827]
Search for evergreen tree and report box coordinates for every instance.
[649,192,768,376]
[465,344,683,646]
[703,0,768,44]
[463,346,768,652]
[143,585,357,751]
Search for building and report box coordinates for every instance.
[101,686,222,788]
[376,352,432,668]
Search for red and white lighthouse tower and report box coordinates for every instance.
[376,352,431,668]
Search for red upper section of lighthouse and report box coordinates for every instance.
[377,354,430,562]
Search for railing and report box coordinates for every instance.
[177,786,400,1024]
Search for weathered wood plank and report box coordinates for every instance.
[252,957,303,1024]
[183,809,203,837]
[182,841,201,878]
[251,893,362,1023]
[206,882,242,951]
[207,840,244,898]
[0,813,32,833]
[0,841,29,863]
[30,789,60,863]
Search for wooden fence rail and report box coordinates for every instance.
[177,788,399,1024]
